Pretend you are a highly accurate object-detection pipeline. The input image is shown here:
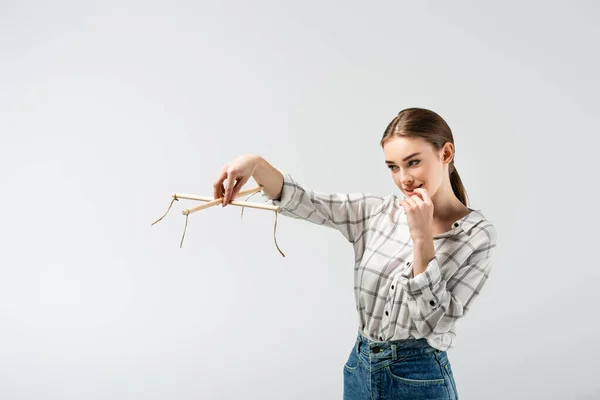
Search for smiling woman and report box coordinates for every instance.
[381,108,473,240]
[381,108,467,209]
[218,107,497,400]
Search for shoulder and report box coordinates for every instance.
[463,209,497,260]
[366,193,406,218]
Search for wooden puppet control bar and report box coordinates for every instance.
[151,186,286,256]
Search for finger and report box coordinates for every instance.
[223,172,239,206]
[400,200,410,211]
[213,169,228,199]
[411,194,424,206]
[404,196,417,208]
[413,188,432,204]
[231,175,250,200]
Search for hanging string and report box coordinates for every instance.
[151,195,179,226]
[239,191,285,257]
[180,213,189,248]
[152,191,285,257]
[240,191,260,219]
[273,209,285,257]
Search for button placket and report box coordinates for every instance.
[385,275,399,339]
[401,260,413,279]
[391,274,397,291]
[382,294,391,340]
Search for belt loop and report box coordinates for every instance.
[391,344,397,361]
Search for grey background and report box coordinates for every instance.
[1,1,598,399]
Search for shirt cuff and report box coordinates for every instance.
[399,256,444,305]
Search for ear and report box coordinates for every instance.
[441,142,454,165]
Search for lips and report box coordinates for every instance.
[404,184,423,195]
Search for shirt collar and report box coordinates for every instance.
[456,208,487,235]
[398,208,488,279]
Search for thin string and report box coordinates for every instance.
[240,191,260,219]
[239,191,285,257]
[151,195,179,226]
[180,213,189,248]
[153,192,285,256]
[273,209,285,257]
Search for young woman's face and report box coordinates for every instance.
[383,136,451,198]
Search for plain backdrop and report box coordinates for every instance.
[1,1,598,399]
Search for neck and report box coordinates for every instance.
[431,181,466,220]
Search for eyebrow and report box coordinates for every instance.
[385,152,421,164]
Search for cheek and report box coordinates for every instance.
[421,167,437,182]
[411,171,427,185]
[425,172,443,191]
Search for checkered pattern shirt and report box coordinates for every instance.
[261,170,498,351]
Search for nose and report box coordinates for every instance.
[400,171,413,186]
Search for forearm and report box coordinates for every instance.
[252,156,284,201]
[399,234,496,337]
[412,237,436,278]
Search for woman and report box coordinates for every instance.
[214,108,497,399]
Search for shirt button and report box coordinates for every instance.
[379,336,383,340]
[391,285,394,290]
[385,311,389,316]
[429,300,436,306]
[453,223,459,227]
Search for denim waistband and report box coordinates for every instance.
[355,331,437,361]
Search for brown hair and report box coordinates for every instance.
[380,107,468,206]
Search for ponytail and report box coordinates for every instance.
[449,165,468,207]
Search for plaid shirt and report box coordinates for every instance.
[261,170,498,351]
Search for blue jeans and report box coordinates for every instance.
[343,331,459,399]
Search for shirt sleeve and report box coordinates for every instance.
[397,224,498,338]
[260,169,388,244]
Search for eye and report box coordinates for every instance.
[388,160,419,171]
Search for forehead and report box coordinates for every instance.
[383,136,432,158]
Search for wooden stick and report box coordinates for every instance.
[182,198,280,215]
[174,185,262,202]
[152,185,285,255]
[179,186,280,215]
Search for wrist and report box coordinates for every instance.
[413,236,433,247]
[250,154,265,174]
[414,238,435,261]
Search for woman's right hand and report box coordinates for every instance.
[213,154,261,207]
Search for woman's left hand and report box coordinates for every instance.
[400,188,434,243]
